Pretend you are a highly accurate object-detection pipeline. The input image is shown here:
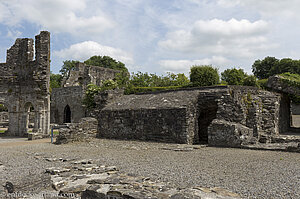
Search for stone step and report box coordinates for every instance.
[271,134,300,143]
[242,142,300,152]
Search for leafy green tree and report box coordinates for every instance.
[59,60,79,78]
[271,58,300,75]
[129,72,152,87]
[114,71,130,88]
[252,56,300,79]
[221,68,247,85]
[128,72,190,87]
[190,65,219,87]
[243,75,258,87]
[252,56,279,79]
[50,73,63,92]
[82,84,101,109]
[101,79,118,90]
[84,55,128,72]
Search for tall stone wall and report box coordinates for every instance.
[0,31,50,136]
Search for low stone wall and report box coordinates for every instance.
[99,108,189,143]
[55,117,98,144]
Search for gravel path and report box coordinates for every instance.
[0,138,299,198]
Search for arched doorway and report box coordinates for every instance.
[64,105,71,123]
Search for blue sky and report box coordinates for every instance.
[1,0,300,75]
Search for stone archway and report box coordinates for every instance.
[64,105,71,123]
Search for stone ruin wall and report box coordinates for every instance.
[95,86,288,147]
[97,89,202,144]
[207,86,285,147]
[62,62,120,90]
[0,31,50,136]
[51,63,121,125]
[55,117,98,144]
[50,86,85,124]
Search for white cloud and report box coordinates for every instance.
[217,0,300,19]
[53,41,133,66]
[159,18,272,58]
[0,0,114,35]
[6,29,22,39]
[159,56,229,74]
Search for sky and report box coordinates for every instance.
[0,0,300,75]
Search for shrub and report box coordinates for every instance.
[243,75,258,87]
[82,84,101,109]
[124,86,183,95]
[221,68,247,85]
[190,65,219,87]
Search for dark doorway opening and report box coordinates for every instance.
[64,105,71,123]
[198,102,218,144]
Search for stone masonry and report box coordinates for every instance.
[96,86,292,147]
[0,31,50,136]
[55,117,98,144]
[50,62,121,124]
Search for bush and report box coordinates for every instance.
[190,65,219,87]
[243,75,258,87]
[101,79,118,90]
[124,86,183,95]
[221,68,246,85]
[82,84,101,109]
[257,79,268,89]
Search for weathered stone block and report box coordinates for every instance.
[208,119,254,147]
[55,117,98,144]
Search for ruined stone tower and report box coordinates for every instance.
[0,31,50,136]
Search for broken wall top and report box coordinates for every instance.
[0,31,50,93]
[62,62,121,89]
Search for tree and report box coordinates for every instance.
[221,68,247,85]
[59,60,79,78]
[84,55,128,72]
[190,65,219,87]
[50,73,63,91]
[252,56,279,79]
[271,58,300,75]
[243,75,258,87]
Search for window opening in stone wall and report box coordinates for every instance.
[198,102,218,144]
[64,105,71,123]
[0,103,9,134]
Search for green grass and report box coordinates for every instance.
[49,130,59,135]
[279,72,300,82]
[279,72,300,104]
[0,130,6,133]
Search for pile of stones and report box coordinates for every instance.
[44,159,240,199]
